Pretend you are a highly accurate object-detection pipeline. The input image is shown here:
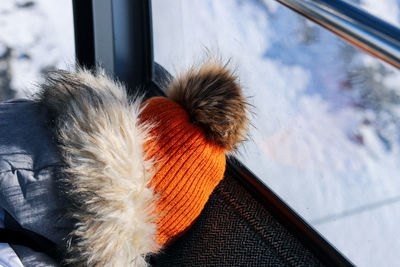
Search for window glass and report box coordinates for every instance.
[0,0,75,100]
[152,1,400,266]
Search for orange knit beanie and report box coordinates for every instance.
[139,63,249,247]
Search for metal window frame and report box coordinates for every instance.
[71,0,400,265]
[72,0,154,95]
[275,0,400,68]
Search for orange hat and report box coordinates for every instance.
[139,62,249,247]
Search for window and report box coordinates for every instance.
[152,1,400,266]
[0,0,75,101]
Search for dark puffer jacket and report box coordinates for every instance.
[0,98,69,266]
[0,68,159,266]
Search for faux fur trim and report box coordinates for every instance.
[37,68,159,266]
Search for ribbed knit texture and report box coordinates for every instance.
[139,97,226,247]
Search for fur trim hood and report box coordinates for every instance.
[37,68,158,266]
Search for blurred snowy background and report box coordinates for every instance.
[0,0,399,266]
[0,0,74,100]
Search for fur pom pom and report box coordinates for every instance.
[168,62,249,153]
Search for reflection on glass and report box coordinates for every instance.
[152,1,400,266]
[0,0,75,100]
[344,0,400,27]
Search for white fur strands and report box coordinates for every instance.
[38,68,159,266]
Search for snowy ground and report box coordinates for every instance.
[0,0,74,100]
[0,0,400,266]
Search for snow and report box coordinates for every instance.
[0,0,74,98]
[0,0,399,266]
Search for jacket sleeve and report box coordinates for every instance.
[0,99,71,262]
[0,208,24,267]
[10,245,59,267]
